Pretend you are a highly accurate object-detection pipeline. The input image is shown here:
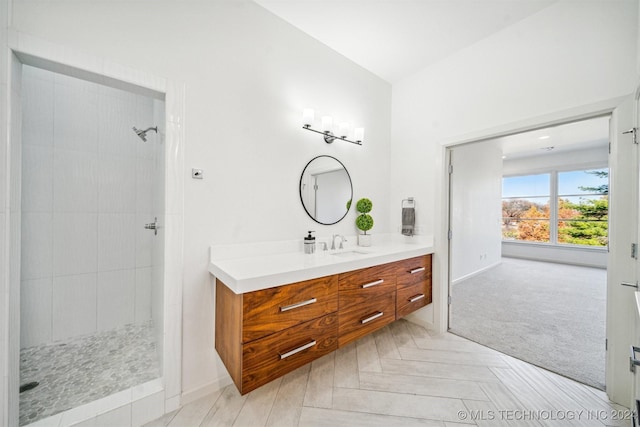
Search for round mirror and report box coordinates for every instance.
[299,155,353,225]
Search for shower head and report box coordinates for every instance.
[132,126,158,142]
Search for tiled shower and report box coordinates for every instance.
[19,65,165,425]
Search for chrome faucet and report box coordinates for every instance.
[331,234,347,250]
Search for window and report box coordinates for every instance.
[501,169,608,247]
[502,174,551,243]
[557,169,608,246]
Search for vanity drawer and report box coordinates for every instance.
[242,313,338,394]
[396,255,432,288]
[339,263,396,293]
[242,275,338,343]
[338,291,396,347]
[396,280,432,319]
[338,264,396,312]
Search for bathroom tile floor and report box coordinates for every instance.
[146,319,628,427]
[20,320,160,426]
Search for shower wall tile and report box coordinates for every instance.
[22,67,54,148]
[97,269,135,331]
[10,86,22,214]
[135,267,152,323]
[98,155,136,213]
[53,75,98,153]
[52,273,97,342]
[136,135,156,160]
[20,278,52,347]
[136,96,155,160]
[152,264,165,367]
[21,144,53,212]
[152,214,165,268]
[23,64,54,83]
[21,212,53,280]
[136,213,153,268]
[98,89,137,159]
[53,213,97,276]
[153,160,165,216]
[97,213,135,271]
[53,149,98,213]
[136,158,154,214]
[21,65,162,348]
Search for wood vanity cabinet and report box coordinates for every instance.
[215,253,432,395]
[395,255,432,319]
[215,275,338,395]
[337,263,397,347]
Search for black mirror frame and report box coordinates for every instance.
[299,155,353,225]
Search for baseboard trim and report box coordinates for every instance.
[451,261,501,286]
[404,312,434,331]
[181,376,233,406]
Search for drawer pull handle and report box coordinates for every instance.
[409,267,426,274]
[408,294,425,303]
[362,279,384,289]
[361,311,384,324]
[279,340,317,359]
[280,298,317,312]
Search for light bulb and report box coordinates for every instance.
[321,116,333,133]
[338,122,349,138]
[302,109,314,128]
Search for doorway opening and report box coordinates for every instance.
[448,116,610,390]
[5,42,186,426]
[18,64,166,425]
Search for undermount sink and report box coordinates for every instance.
[331,250,370,257]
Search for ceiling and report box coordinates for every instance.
[497,116,610,160]
[254,0,606,158]
[253,0,556,83]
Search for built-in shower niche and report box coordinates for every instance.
[19,64,165,426]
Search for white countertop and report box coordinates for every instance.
[209,234,435,294]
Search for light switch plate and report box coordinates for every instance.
[192,168,203,179]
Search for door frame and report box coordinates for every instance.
[433,96,630,401]
[2,32,187,424]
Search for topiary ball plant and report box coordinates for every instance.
[356,198,372,214]
[355,198,374,235]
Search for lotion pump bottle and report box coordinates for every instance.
[304,231,316,254]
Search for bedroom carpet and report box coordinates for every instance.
[449,257,606,390]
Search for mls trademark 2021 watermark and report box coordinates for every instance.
[457,409,634,422]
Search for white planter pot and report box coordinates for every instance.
[358,234,372,247]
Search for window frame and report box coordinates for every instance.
[502,165,608,249]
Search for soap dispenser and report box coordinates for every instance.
[304,231,316,254]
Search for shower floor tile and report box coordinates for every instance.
[19,320,160,426]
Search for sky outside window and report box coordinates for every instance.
[503,174,550,199]
[558,169,608,195]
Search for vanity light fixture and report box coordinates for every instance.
[302,108,364,145]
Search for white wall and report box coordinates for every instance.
[391,0,637,331]
[8,0,392,397]
[392,1,636,234]
[20,65,163,348]
[450,141,502,282]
